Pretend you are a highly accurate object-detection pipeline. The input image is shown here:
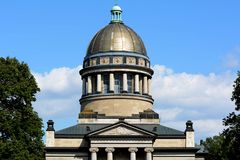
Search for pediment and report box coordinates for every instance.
[87,122,156,137]
[98,126,144,136]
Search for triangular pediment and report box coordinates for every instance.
[87,121,156,137]
[99,126,144,136]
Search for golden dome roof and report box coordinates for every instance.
[86,23,147,56]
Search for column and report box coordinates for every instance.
[134,74,139,93]
[148,78,151,95]
[97,74,102,93]
[82,78,86,95]
[109,73,114,93]
[123,73,128,92]
[144,148,154,160]
[105,147,115,160]
[128,147,138,160]
[87,76,92,94]
[143,76,148,95]
[89,148,99,160]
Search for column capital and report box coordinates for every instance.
[89,147,99,153]
[128,147,138,153]
[144,147,154,153]
[105,147,115,153]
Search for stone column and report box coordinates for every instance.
[89,148,99,160]
[134,74,139,93]
[123,73,128,92]
[109,73,114,93]
[97,74,102,93]
[87,76,92,94]
[82,78,86,95]
[144,148,154,160]
[105,147,115,160]
[128,147,138,160]
[148,78,151,95]
[143,76,148,94]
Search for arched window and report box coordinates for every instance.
[114,73,123,93]
[103,74,109,94]
[127,74,134,93]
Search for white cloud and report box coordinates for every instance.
[152,65,234,113]
[33,65,82,93]
[151,64,234,141]
[32,64,235,142]
[32,65,82,120]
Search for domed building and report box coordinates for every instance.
[45,5,206,160]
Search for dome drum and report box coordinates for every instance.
[83,53,150,69]
[80,71,153,97]
[80,94,154,117]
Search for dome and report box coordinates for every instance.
[111,5,122,11]
[86,23,147,56]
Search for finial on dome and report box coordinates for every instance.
[111,4,122,23]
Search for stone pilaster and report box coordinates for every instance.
[185,120,195,147]
[46,120,55,147]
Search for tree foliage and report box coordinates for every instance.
[0,57,44,160]
[202,135,226,160]
[222,71,240,159]
[202,71,240,160]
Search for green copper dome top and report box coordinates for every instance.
[111,5,122,11]
[86,5,147,57]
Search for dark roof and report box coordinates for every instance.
[55,122,184,138]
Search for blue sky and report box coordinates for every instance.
[1,0,240,143]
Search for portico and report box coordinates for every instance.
[89,147,153,160]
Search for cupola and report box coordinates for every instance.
[79,5,158,124]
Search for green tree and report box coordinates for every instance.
[0,57,44,160]
[222,71,240,159]
[202,135,227,160]
[202,71,240,160]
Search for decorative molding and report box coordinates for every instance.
[100,57,110,65]
[89,147,99,153]
[91,58,97,66]
[84,52,149,60]
[105,147,115,153]
[144,147,154,153]
[138,58,145,66]
[99,126,144,136]
[128,147,138,153]
[113,57,123,64]
[126,57,136,65]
